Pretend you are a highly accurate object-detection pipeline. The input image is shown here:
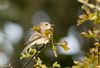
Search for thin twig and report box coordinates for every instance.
[98,41,100,65]
[8,55,14,68]
[23,45,45,68]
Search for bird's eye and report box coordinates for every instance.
[45,24,48,25]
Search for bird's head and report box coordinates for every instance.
[39,22,54,30]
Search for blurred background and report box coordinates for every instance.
[0,0,93,68]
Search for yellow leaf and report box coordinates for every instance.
[34,57,47,68]
[94,42,100,47]
[44,29,52,38]
[60,41,69,51]
[53,61,61,68]
[81,30,94,38]
[79,14,87,19]
[89,12,97,20]
[36,58,42,65]
[31,26,41,33]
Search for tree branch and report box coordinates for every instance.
[23,45,45,68]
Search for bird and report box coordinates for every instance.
[21,22,54,54]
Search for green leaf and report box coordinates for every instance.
[53,61,61,68]
[20,48,37,60]
[31,48,37,55]
[34,57,47,68]
[52,45,57,57]
[36,58,42,65]
[20,53,27,60]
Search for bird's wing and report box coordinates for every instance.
[21,32,49,54]
[24,32,42,45]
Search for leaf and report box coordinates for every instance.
[60,41,69,51]
[29,47,32,53]
[77,19,87,26]
[52,45,57,57]
[82,5,91,15]
[34,57,47,68]
[77,14,88,26]
[89,12,97,20]
[20,53,30,60]
[20,53,27,60]
[81,30,94,38]
[53,61,61,68]
[36,58,42,65]
[94,42,100,47]
[25,52,31,57]
[30,48,37,55]
[31,26,41,33]
[44,29,52,39]
[20,48,37,60]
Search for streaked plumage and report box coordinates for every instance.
[21,22,53,54]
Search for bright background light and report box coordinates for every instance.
[58,26,84,55]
